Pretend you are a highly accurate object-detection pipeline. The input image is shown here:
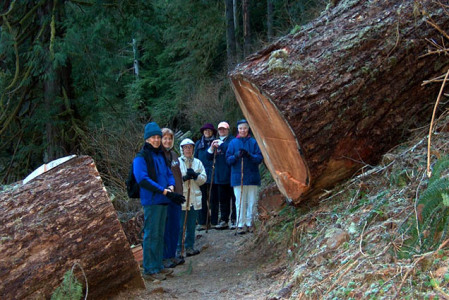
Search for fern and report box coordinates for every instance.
[51,270,83,300]
[402,156,449,255]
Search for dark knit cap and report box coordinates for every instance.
[144,122,162,140]
[200,123,217,135]
[236,119,249,127]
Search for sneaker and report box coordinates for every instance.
[163,259,177,268]
[160,268,174,275]
[186,248,200,257]
[215,221,229,230]
[237,227,246,235]
[230,221,236,229]
[142,272,166,281]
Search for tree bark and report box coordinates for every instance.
[243,0,251,57]
[226,0,237,70]
[267,0,273,41]
[0,156,144,299]
[229,0,449,205]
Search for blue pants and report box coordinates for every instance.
[178,208,198,252]
[143,204,168,274]
[163,201,181,259]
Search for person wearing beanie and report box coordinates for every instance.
[226,119,263,234]
[133,122,184,281]
[161,128,185,268]
[177,138,207,257]
[194,123,217,230]
[207,121,236,230]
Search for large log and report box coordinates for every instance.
[229,0,449,204]
[0,156,144,299]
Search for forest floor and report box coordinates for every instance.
[114,113,449,299]
[113,228,285,300]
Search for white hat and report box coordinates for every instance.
[217,121,230,129]
[180,138,195,147]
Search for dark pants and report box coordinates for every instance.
[211,183,234,223]
[198,183,211,226]
[178,208,198,251]
[143,204,167,274]
[163,201,181,259]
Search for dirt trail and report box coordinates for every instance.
[113,229,282,299]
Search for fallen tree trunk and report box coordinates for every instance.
[229,0,449,204]
[0,156,144,299]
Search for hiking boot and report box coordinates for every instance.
[246,226,253,233]
[142,272,166,281]
[186,248,200,257]
[160,268,174,276]
[196,224,207,231]
[163,259,177,269]
[172,256,185,266]
[215,221,229,230]
[230,221,236,229]
[237,227,246,235]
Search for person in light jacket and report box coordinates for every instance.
[226,119,263,234]
[178,138,207,257]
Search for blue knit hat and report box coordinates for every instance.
[236,119,248,127]
[144,122,162,140]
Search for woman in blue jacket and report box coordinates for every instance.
[226,119,263,234]
[194,123,217,230]
[133,122,184,281]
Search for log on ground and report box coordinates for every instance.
[229,0,449,204]
[0,156,145,299]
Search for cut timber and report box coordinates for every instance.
[0,156,145,299]
[230,0,449,205]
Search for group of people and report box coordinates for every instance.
[133,119,263,281]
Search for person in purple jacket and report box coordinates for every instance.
[226,119,263,234]
[133,122,185,281]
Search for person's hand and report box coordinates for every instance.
[182,174,191,181]
[186,168,198,179]
[166,192,186,205]
[239,149,249,158]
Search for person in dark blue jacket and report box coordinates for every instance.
[207,121,236,229]
[133,122,185,281]
[194,123,216,230]
[226,119,263,234]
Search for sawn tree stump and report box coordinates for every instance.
[229,0,449,204]
[0,156,144,299]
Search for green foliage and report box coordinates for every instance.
[51,270,83,300]
[401,156,449,255]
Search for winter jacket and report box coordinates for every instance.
[178,156,207,210]
[206,135,235,185]
[163,148,183,194]
[194,136,215,184]
[133,143,175,206]
[226,136,263,187]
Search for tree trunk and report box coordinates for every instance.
[229,0,449,205]
[234,0,242,60]
[267,0,273,41]
[226,0,237,70]
[243,0,251,57]
[0,156,145,299]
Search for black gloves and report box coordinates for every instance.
[183,168,199,181]
[187,168,198,179]
[238,149,249,158]
[166,192,186,205]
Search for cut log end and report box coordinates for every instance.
[230,78,310,200]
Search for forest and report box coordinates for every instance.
[0,0,327,186]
